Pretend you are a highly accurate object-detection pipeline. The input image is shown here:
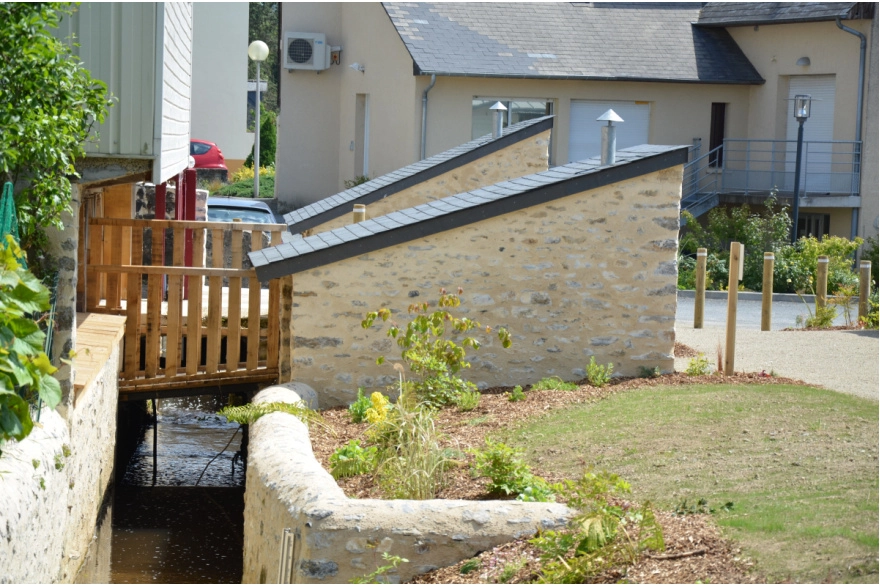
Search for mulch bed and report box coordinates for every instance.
[309,366,802,583]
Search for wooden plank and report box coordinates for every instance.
[226,227,243,373]
[91,217,286,232]
[205,228,224,374]
[266,231,283,371]
[119,368,278,394]
[122,227,143,379]
[74,313,127,403]
[87,264,256,278]
[86,220,103,311]
[247,230,264,370]
[165,227,184,378]
[106,225,122,310]
[185,228,205,375]
[144,225,164,378]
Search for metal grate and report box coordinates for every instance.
[287,38,313,64]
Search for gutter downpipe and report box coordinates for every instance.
[420,74,437,160]
[836,16,866,240]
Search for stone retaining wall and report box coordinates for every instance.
[242,385,573,583]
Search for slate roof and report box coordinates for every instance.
[381,2,763,84]
[697,2,868,27]
[283,115,554,234]
[251,144,689,281]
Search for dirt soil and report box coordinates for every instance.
[309,348,804,583]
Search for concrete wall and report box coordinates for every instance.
[0,327,122,583]
[243,385,573,584]
[860,11,879,240]
[303,128,552,235]
[191,3,252,164]
[289,166,682,408]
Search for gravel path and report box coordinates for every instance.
[675,298,880,401]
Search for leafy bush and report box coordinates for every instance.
[862,237,878,285]
[244,109,276,168]
[508,385,526,402]
[214,170,275,199]
[531,376,578,391]
[585,356,613,387]
[859,290,878,328]
[348,388,371,423]
[454,390,480,412]
[329,440,378,479]
[469,439,554,502]
[685,354,711,376]
[219,400,322,429]
[0,237,61,447]
[638,366,661,379]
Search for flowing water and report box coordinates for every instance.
[107,395,246,583]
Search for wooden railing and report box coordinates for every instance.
[86,218,286,393]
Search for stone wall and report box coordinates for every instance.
[242,385,573,584]
[303,129,552,235]
[289,167,683,408]
[0,325,122,583]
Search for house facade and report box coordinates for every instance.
[275,2,877,241]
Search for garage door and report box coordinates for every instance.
[785,75,835,193]
[569,100,650,163]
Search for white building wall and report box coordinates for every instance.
[156,2,194,184]
[191,2,252,165]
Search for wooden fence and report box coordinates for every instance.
[86,218,286,393]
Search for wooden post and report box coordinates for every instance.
[724,242,743,376]
[859,260,872,320]
[761,252,774,331]
[353,204,366,224]
[816,255,829,309]
[694,248,707,329]
[151,396,158,487]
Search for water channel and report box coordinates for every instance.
[88,395,246,583]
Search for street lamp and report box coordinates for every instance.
[790,94,811,243]
[248,40,269,199]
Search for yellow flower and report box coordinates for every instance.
[365,392,390,423]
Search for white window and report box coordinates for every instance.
[471,98,553,140]
[569,100,650,163]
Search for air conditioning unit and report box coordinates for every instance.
[283,32,330,71]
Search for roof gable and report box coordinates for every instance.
[382,2,763,84]
[252,144,689,280]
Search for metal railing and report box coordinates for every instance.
[682,138,861,218]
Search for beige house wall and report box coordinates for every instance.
[289,166,683,408]
[860,11,879,240]
[303,129,552,235]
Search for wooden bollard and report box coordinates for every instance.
[724,242,743,376]
[761,252,774,331]
[352,204,366,224]
[694,248,707,329]
[816,255,829,308]
[859,260,872,320]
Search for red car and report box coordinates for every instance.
[190,139,227,170]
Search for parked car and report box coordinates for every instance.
[191,139,228,182]
[206,196,281,224]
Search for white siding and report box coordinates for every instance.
[191,3,251,162]
[156,2,194,184]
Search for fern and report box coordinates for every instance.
[218,401,323,429]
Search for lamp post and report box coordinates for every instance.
[248,40,269,198]
[790,94,811,244]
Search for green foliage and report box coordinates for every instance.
[454,389,481,412]
[247,3,279,115]
[469,439,554,502]
[344,175,371,189]
[350,550,408,584]
[459,558,480,575]
[497,559,525,583]
[674,497,734,516]
[214,169,275,199]
[531,470,664,583]
[362,288,511,408]
[586,356,613,387]
[860,289,878,328]
[686,354,712,376]
[863,237,879,285]
[329,440,377,480]
[638,366,662,379]
[831,284,858,327]
[508,385,526,402]
[531,376,578,391]
[244,109,277,169]
[218,401,321,428]
[348,388,372,423]
[0,3,112,264]
[0,237,61,447]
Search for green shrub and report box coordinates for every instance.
[454,389,481,412]
[329,440,378,479]
[214,172,275,199]
[244,109,276,168]
[469,439,554,502]
[348,388,371,423]
[638,366,661,378]
[585,357,613,387]
[508,385,526,402]
[685,354,711,376]
[531,376,578,392]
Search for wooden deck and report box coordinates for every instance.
[74,312,127,404]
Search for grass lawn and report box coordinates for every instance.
[500,383,879,583]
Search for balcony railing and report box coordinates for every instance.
[682,138,861,219]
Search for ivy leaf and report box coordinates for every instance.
[0,393,33,441]
[35,372,61,409]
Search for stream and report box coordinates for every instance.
[100,396,246,583]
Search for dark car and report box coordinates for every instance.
[206,196,281,224]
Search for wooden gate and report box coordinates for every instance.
[86,218,286,395]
